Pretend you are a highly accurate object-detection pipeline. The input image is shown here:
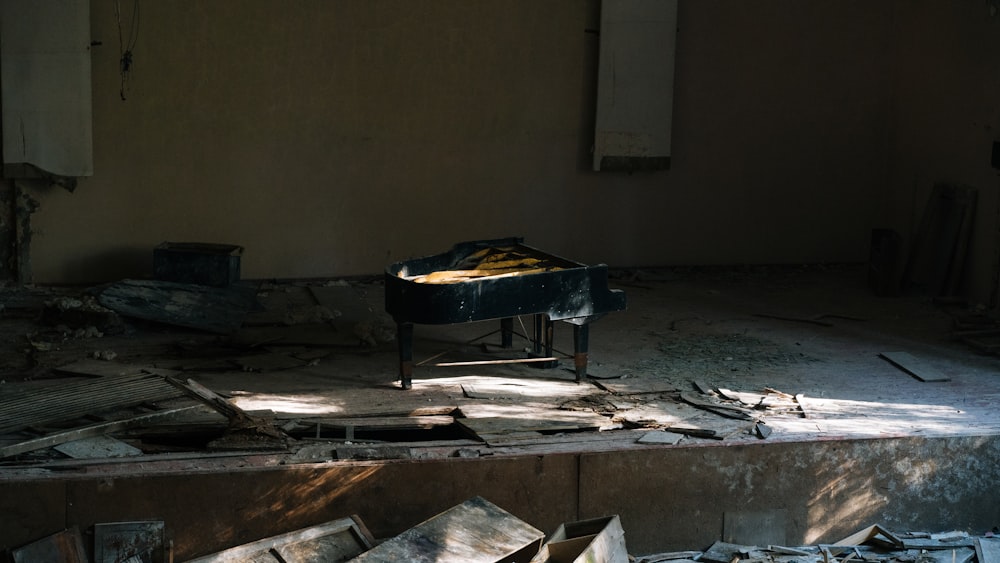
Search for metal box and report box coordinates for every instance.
[153,242,242,287]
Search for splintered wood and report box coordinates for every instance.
[402,246,565,284]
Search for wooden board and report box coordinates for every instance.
[456,402,616,442]
[879,351,951,382]
[186,515,374,563]
[98,279,259,334]
[461,378,602,401]
[351,496,543,563]
[593,377,679,395]
[288,415,455,433]
[636,431,684,445]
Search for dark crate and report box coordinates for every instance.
[153,242,242,287]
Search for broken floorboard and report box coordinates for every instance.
[0,370,185,434]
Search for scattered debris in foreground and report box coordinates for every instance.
[636,526,1000,563]
[8,496,998,563]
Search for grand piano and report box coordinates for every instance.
[385,237,626,389]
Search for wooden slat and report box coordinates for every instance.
[0,373,184,434]
[289,415,454,432]
[879,351,951,382]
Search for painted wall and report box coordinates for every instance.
[23,2,895,285]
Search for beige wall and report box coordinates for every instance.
[885,1,1000,309]
[25,2,897,285]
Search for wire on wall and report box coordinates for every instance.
[116,0,140,100]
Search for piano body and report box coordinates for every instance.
[384,237,626,389]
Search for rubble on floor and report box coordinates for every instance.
[7,496,1000,563]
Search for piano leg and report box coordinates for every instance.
[573,324,590,383]
[500,317,514,349]
[544,317,554,357]
[530,314,558,368]
[397,322,414,390]
[532,314,544,356]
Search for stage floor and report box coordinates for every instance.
[2,264,999,558]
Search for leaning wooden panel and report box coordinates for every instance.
[184,515,373,563]
[351,496,544,563]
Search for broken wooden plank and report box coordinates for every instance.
[830,524,903,550]
[0,372,185,435]
[186,515,374,563]
[679,391,757,421]
[902,537,975,550]
[460,378,599,401]
[164,376,284,440]
[637,431,684,445]
[795,394,812,418]
[286,415,454,434]
[457,412,614,440]
[691,381,715,395]
[0,405,204,458]
[97,278,259,334]
[351,496,543,563]
[879,351,951,382]
[716,388,765,406]
[593,377,679,395]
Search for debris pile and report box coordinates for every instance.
[648,526,998,563]
[7,501,998,563]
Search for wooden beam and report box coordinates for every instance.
[0,406,203,458]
